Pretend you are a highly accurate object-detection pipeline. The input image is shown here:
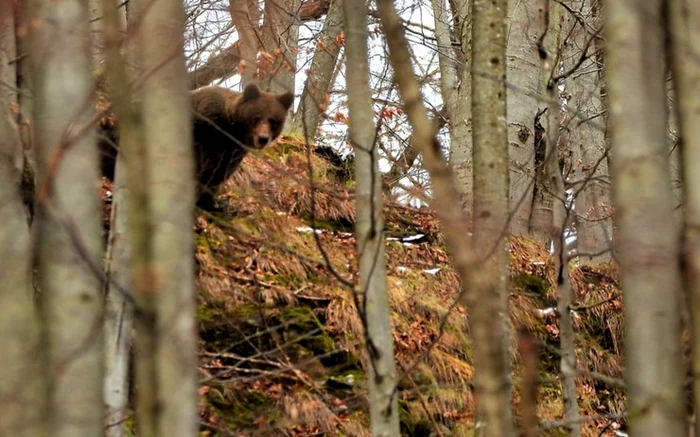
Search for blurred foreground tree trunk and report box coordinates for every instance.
[668,0,700,434]
[30,0,105,433]
[377,0,514,436]
[0,6,46,434]
[135,0,198,433]
[343,0,400,434]
[605,1,686,435]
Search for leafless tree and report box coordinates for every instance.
[669,0,700,434]
[605,0,686,435]
[30,0,105,433]
[343,0,401,434]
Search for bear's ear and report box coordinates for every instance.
[277,91,294,111]
[243,84,262,102]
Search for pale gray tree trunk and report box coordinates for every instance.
[136,0,198,434]
[505,0,539,237]
[431,0,459,124]
[470,0,514,434]
[101,1,135,436]
[605,1,686,435]
[290,0,343,139]
[0,8,46,435]
[344,0,400,435]
[229,0,261,87]
[668,0,700,434]
[527,1,559,245]
[566,0,612,264]
[450,0,474,220]
[378,2,515,436]
[260,0,302,94]
[30,0,105,434]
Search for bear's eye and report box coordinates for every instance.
[253,116,262,124]
[269,119,281,129]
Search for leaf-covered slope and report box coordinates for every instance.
[111,136,627,436]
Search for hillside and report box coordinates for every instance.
[118,137,627,436]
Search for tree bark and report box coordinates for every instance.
[290,0,343,139]
[229,0,261,87]
[470,0,515,434]
[30,0,105,433]
[260,0,302,94]
[540,4,581,435]
[668,0,700,435]
[449,0,473,221]
[506,0,539,237]
[0,7,46,435]
[604,1,686,435]
[344,1,401,435]
[136,0,198,434]
[101,1,135,436]
[566,0,613,264]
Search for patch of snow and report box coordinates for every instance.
[402,233,425,242]
[422,268,441,275]
[296,226,323,234]
[538,307,556,316]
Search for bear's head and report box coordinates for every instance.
[229,84,294,150]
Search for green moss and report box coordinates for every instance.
[398,400,432,436]
[513,273,551,300]
[206,388,277,429]
[277,307,335,356]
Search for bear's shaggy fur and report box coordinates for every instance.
[98,83,294,211]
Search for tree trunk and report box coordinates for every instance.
[566,0,612,264]
[668,0,700,434]
[470,0,514,434]
[229,0,261,87]
[1,4,22,175]
[528,1,561,246]
[101,1,135,435]
[30,0,105,433]
[540,4,581,435]
[605,1,686,435]
[431,0,459,124]
[449,0,473,221]
[136,0,198,433]
[505,0,540,237]
[0,7,46,434]
[290,0,343,139]
[260,0,302,95]
[343,1,401,435]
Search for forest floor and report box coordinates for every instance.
[110,136,631,436]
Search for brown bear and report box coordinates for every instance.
[98,83,294,211]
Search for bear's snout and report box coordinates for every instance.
[257,136,270,147]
